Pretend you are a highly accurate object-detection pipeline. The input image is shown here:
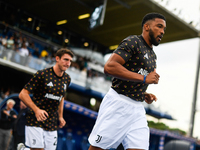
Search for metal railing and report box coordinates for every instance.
[0,45,111,94]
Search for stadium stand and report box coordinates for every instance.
[164,140,193,150]
[1,1,200,150]
[1,94,200,150]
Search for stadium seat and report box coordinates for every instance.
[57,131,76,150]
[65,132,76,150]
[81,136,90,150]
[57,129,66,150]
[164,140,192,150]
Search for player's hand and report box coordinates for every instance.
[145,69,160,84]
[3,110,10,116]
[12,114,17,118]
[35,109,48,122]
[145,93,157,104]
[59,117,66,128]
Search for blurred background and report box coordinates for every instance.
[0,0,200,149]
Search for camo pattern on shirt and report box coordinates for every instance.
[112,35,157,102]
[24,67,71,131]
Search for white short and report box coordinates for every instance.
[88,88,149,150]
[25,126,57,150]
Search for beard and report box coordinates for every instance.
[58,63,67,72]
[149,29,160,46]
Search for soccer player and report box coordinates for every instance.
[18,48,74,150]
[88,13,166,150]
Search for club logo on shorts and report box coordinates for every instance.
[95,135,102,143]
[32,139,36,145]
[64,84,66,90]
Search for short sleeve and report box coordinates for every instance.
[113,36,137,62]
[67,75,71,88]
[24,71,43,93]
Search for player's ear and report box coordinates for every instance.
[143,23,150,31]
[55,56,60,62]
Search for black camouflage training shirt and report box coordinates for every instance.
[24,67,71,131]
[111,35,157,102]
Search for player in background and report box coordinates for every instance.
[18,48,74,150]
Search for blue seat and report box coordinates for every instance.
[81,136,90,150]
[57,129,66,150]
[65,132,76,150]
[57,130,76,150]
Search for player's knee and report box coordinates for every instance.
[89,145,103,150]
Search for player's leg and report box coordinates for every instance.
[88,145,103,150]
[123,126,149,150]
[127,149,144,150]
[17,143,42,150]
[89,88,138,150]
[122,104,149,150]
[17,143,31,150]
[88,145,146,150]
[43,130,57,150]
[25,126,45,149]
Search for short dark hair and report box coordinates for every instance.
[141,12,166,28]
[56,48,74,58]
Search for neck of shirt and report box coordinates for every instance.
[52,66,64,78]
[140,35,153,50]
